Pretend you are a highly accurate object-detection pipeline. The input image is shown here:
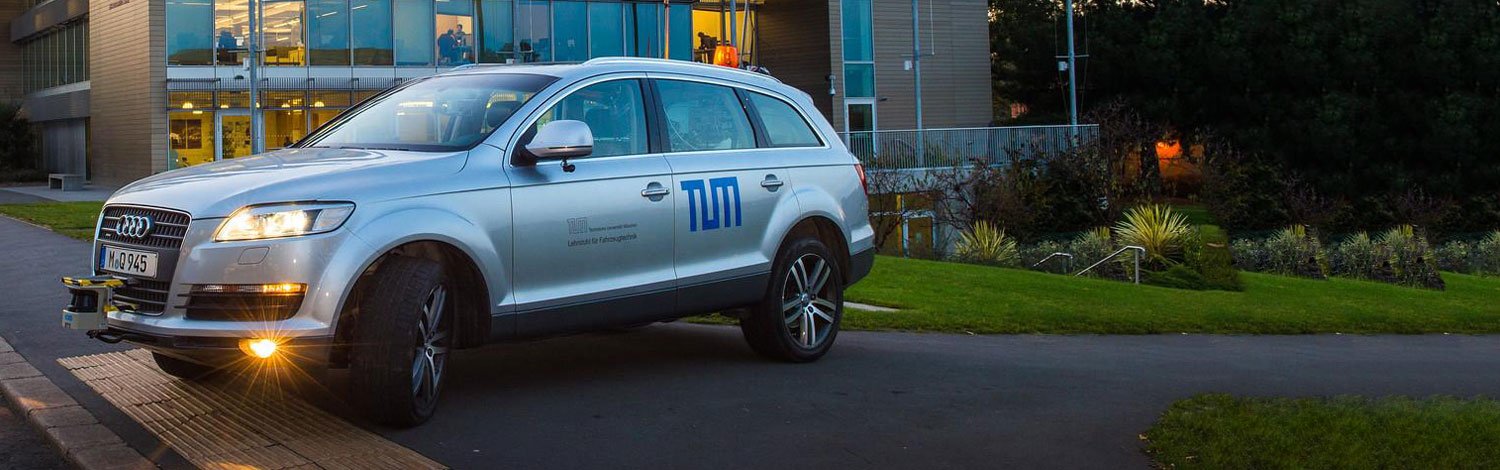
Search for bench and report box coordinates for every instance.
[48,173,84,191]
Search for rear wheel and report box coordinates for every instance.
[152,352,217,380]
[741,236,844,362]
[349,256,454,427]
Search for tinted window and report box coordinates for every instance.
[302,73,554,152]
[534,80,649,158]
[351,0,393,65]
[657,80,755,152]
[748,92,822,148]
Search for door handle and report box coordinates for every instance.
[641,186,671,198]
[761,176,785,190]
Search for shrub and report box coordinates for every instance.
[951,221,1019,267]
[1021,240,1072,274]
[1262,225,1328,279]
[1477,231,1500,276]
[1378,225,1445,290]
[1184,225,1243,291]
[1329,232,1393,281]
[1230,238,1268,271]
[1115,204,1193,264]
[1433,241,1472,273]
[1145,264,1210,290]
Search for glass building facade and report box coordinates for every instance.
[22,20,89,93]
[164,0,704,169]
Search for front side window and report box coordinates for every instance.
[747,92,822,148]
[533,80,648,158]
[656,80,755,152]
[302,73,555,152]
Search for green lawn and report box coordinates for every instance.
[0,201,103,241]
[1144,394,1500,469]
[841,255,1500,334]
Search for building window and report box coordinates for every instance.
[668,5,691,61]
[479,0,515,62]
[214,0,250,65]
[21,21,90,92]
[169,110,218,168]
[308,0,351,65]
[167,0,214,65]
[587,2,623,58]
[436,0,475,65]
[626,3,661,58]
[394,0,435,65]
[553,1,588,62]
[841,0,873,62]
[844,63,875,98]
[263,0,306,66]
[516,0,550,62]
[351,0,394,65]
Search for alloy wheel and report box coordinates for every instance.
[412,284,450,408]
[781,254,837,349]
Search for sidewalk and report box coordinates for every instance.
[0,215,194,469]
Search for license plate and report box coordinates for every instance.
[99,245,158,277]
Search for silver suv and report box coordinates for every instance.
[85,58,874,425]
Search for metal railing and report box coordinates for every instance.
[839,124,1099,170]
[1032,252,1075,272]
[1075,245,1146,285]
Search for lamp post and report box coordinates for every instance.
[248,0,264,154]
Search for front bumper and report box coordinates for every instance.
[102,325,335,366]
[97,214,375,351]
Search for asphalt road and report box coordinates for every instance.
[4,215,1500,469]
[0,400,67,470]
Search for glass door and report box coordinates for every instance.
[844,99,876,163]
[217,110,254,160]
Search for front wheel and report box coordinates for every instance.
[741,236,844,362]
[349,256,454,427]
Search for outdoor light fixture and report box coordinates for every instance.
[240,338,280,359]
[214,202,354,241]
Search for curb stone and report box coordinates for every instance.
[0,337,155,470]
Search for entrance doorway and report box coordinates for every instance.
[217,110,253,160]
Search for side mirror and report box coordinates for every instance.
[524,120,593,162]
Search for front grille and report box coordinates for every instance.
[180,292,306,322]
[114,278,171,314]
[97,205,192,249]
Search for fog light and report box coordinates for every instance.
[242,338,279,359]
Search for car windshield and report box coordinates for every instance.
[300,73,556,152]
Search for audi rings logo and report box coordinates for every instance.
[115,214,155,239]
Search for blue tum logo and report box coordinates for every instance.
[681,177,742,232]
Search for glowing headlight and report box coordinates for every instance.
[214,202,354,242]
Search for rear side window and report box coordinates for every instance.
[656,80,757,152]
[746,92,823,148]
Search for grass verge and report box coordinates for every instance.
[1144,394,1500,469]
[838,255,1500,334]
[0,201,103,241]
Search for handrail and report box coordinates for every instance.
[1032,252,1074,272]
[1075,245,1147,284]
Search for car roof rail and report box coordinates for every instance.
[581,57,782,83]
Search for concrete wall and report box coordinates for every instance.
[89,0,163,185]
[868,0,991,130]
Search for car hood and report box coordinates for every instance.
[109,147,469,218]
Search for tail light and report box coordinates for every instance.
[854,163,869,196]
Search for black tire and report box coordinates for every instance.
[741,235,845,363]
[349,255,455,427]
[152,352,217,380]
